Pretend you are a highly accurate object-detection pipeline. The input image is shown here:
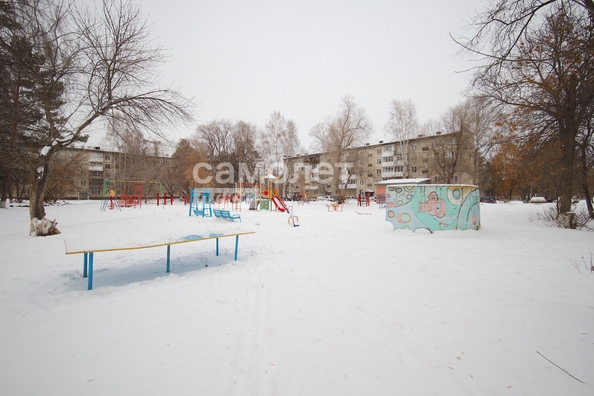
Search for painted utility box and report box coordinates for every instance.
[385,184,480,232]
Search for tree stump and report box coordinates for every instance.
[30,218,61,236]
[559,212,577,229]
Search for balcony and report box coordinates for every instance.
[381,171,404,178]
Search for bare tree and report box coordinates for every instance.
[429,104,470,183]
[230,120,261,184]
[44,149,86,201]
[193,119,261,187]
[456,0,594,65]
[3,0,194,234]
[260,111,301,176]
[384,99,418,177]
[464,97,500,186]
[195,120,234,164]
[309,95,373,201]
[459,0,594,219]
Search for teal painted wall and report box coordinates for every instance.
[385,184,481,232]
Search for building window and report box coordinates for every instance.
[104,154,111,160]
[435,141,442,148]
[368,153,372,157]
[376,169,381,175]
[422,146,429,152]
[412,144,417,150]
[383,156,393,162]
[411,166,417,173]
[453,175,458,183]
[368,163,373,167]
[376,149,381,154]
[376,159,381,164]
[105,163,111,169]
[421,169,428,174]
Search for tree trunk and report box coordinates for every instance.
[29,175,47,220]
[558,75,579,217]
[0,177,9,209]
[579,146,594,218]
[28,161,60,236]
[558,127,576,215]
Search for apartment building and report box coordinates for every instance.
[53,144,172,200]
[283,131,475,199]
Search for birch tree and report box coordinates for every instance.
[260,111,301,176]
[384,99,418,178]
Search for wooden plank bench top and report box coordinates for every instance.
[65,231,255,290]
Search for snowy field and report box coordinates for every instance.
[0,199,593,395]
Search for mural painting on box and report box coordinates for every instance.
[385,184,481,232]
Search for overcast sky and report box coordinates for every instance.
[122,0,482,150]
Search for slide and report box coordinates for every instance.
[272,196,299,227]
[271,195,288,212]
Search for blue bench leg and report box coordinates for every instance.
[83,252,88,278]
[166,245,171,273]
[88,252,94,290]
[234,235,239,261]
[216,238,219,256]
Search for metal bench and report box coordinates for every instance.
[214,209,241,222]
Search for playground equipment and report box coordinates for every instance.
[156,192,174,206]
[271,195,299,227]
[294,193,307,205]
[258,174,279,211]
[189,188,213,217]
[100,189,122,211]
[357,192,371,207]
[100,179,164,210]
[326,203,344,212]
[120,184,142,208]
[384,184,481,232]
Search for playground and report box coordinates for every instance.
[1,199,593,395]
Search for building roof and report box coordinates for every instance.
[375,178,431,186]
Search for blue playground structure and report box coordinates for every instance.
[189,188,213,217]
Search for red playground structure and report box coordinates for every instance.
[120,184,143,208]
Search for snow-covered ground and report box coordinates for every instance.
[0,199,593,395]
